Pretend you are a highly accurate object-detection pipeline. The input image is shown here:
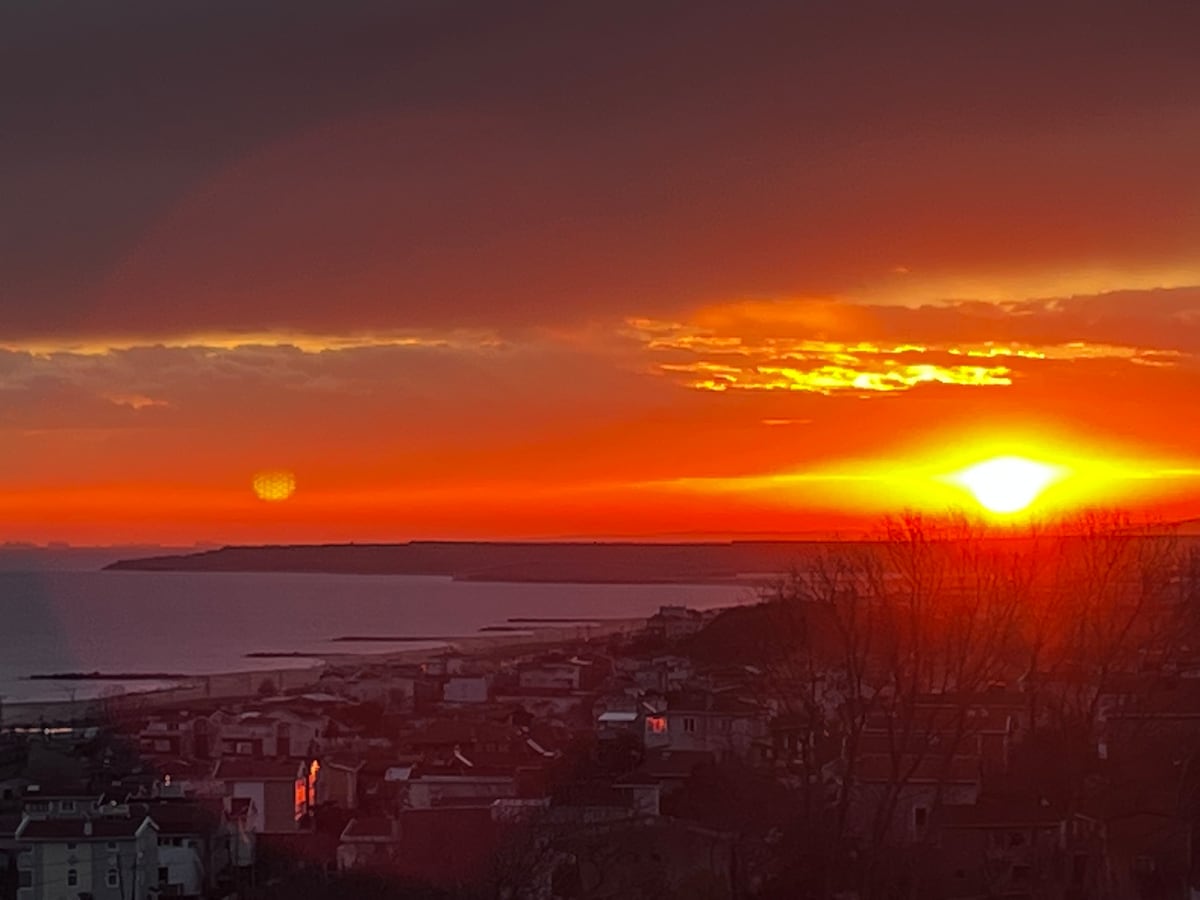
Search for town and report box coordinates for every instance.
[3,521,1200,900]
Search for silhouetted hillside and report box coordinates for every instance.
[103,541,845,583]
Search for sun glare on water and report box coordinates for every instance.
[949,456,1064,514]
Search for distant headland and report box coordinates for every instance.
[101,540,845,583]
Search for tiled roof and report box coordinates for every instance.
[400,719,520,747]
[941,796,1065,828]
[139,801,222,836]
[0,813,23,839]
[16,816,154,840]
[853,753,981,784]
[341,816,396,840]
[664,691,766,716]
[638,749,714,779]
[213,758,303,781]
[21,780,93,798]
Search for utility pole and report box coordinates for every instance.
[1179,752,1200,900]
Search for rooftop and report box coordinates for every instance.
[213,758,303,782]
[638,749,715,780]
[16,815,155,841]
[341,816,396,840]
[940,796,1066,828]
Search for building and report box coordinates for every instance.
[517,655,609,692]
[337,808,498,889]
[211,708,325,759]
[137,713,215,760]
[936,797,1103,899]
[644,691,770,761]
[141,801,224,899]
[15,815,158,900]
[844,755,983,847]
[212,758,315,834]
[336,816,398,872]
[442,674,492,704]
[647,606,704,642]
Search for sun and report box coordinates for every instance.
[252,470,296,502]
[948,456,1064,514]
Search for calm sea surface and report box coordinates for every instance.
[0,569,753,702]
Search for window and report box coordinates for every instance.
[682,716,697,733]
[107,868,119,887]
[646,716,667,734]
[1008,831,1026,848]
[66,842,77,850]
[67,869,78,886]
[159,866,169,884]
[60,800,75,812]
[106,841,118,851]
[913,807,928,829]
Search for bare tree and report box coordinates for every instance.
[759,513,1047,898]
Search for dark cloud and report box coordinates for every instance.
[3,1,1200,338]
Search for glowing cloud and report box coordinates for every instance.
[660,360,1012,394]
[631,316,1185,397]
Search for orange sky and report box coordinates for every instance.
[3,3,1200,544]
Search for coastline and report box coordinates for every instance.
[0,616,649,727]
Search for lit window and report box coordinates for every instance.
[646,716,667,734]
[294,779,308,821]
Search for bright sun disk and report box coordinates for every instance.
[949,456,1063,514]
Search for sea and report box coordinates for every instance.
[0,561,755,703]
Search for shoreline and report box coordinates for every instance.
[0,616,650,727]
